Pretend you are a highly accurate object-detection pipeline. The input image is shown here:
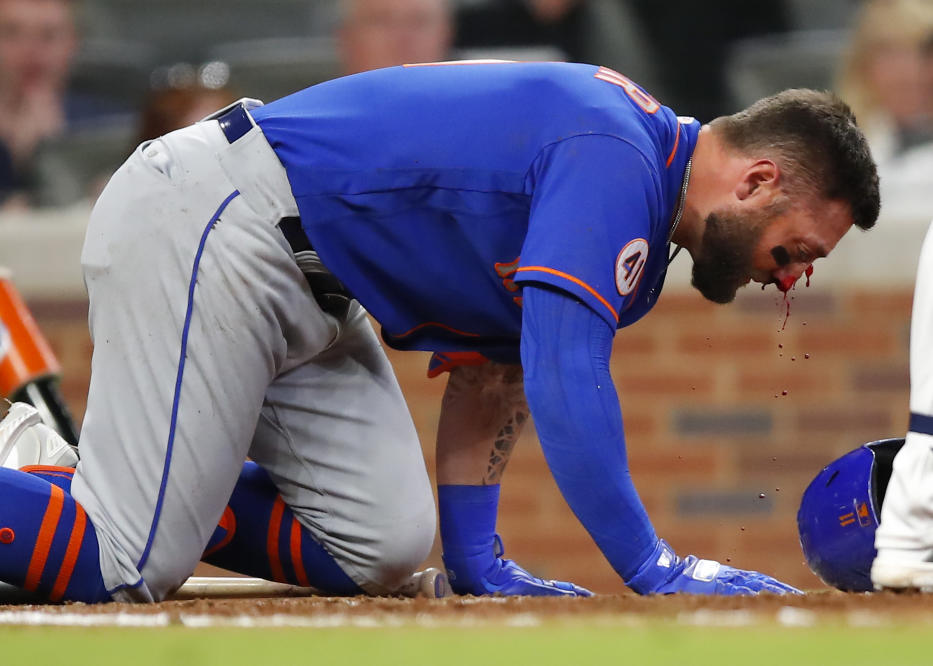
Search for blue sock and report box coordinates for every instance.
[21,463,361,596]
[202,461,361,595]
[0,468,109,602]
[438,484,500,594]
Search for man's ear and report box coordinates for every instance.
[735,160,779,201]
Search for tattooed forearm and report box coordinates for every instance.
[442,363,523,404]
[436,362,530,485]
[442,363,525,410]
[440,363,483,409]
[484,408,528,484]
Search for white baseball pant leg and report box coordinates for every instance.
[874,219,933,561]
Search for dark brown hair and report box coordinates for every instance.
[710,89,880,231]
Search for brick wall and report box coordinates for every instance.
[28,283,913,593]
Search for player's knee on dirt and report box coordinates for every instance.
[351,494,437,595]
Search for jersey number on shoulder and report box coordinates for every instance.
[594,67,660,114]
[616,239,649,296]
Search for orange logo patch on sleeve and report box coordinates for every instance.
[616,239,649,296]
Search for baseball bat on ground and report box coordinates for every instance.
[171,567,450,599]
[0,568,451,603]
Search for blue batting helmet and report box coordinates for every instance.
[797,438,904,591]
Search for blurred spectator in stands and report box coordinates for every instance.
[838,0,933,158]
[454,1,665,113]
[456,0,587,62]
[0,0,127,211]
[137,63,238,145]
[627,0,790,121]
[0,0,77,209]
[837,0,933,221]
[337,0,453,75]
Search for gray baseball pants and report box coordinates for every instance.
[71,110,436,602]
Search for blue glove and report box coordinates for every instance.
[439,484,591,597]
[626,539,802,596]
[444,534,593,597]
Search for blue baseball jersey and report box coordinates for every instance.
[251,62,699,358]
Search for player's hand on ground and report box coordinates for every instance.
[626,539,802,596]
[652,557,802,596]
[474,557,593,597]
[444,534,593,597]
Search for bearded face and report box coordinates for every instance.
[690,205,776,304]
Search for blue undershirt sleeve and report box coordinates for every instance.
[520,283,659,581]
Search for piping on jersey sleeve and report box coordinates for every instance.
[665,118,681,168]
[515,266,619,324]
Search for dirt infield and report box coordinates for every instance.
[2,590,932,627]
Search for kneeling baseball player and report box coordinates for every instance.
[0,61,878,602]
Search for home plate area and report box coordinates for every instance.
[0,578,932,628]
